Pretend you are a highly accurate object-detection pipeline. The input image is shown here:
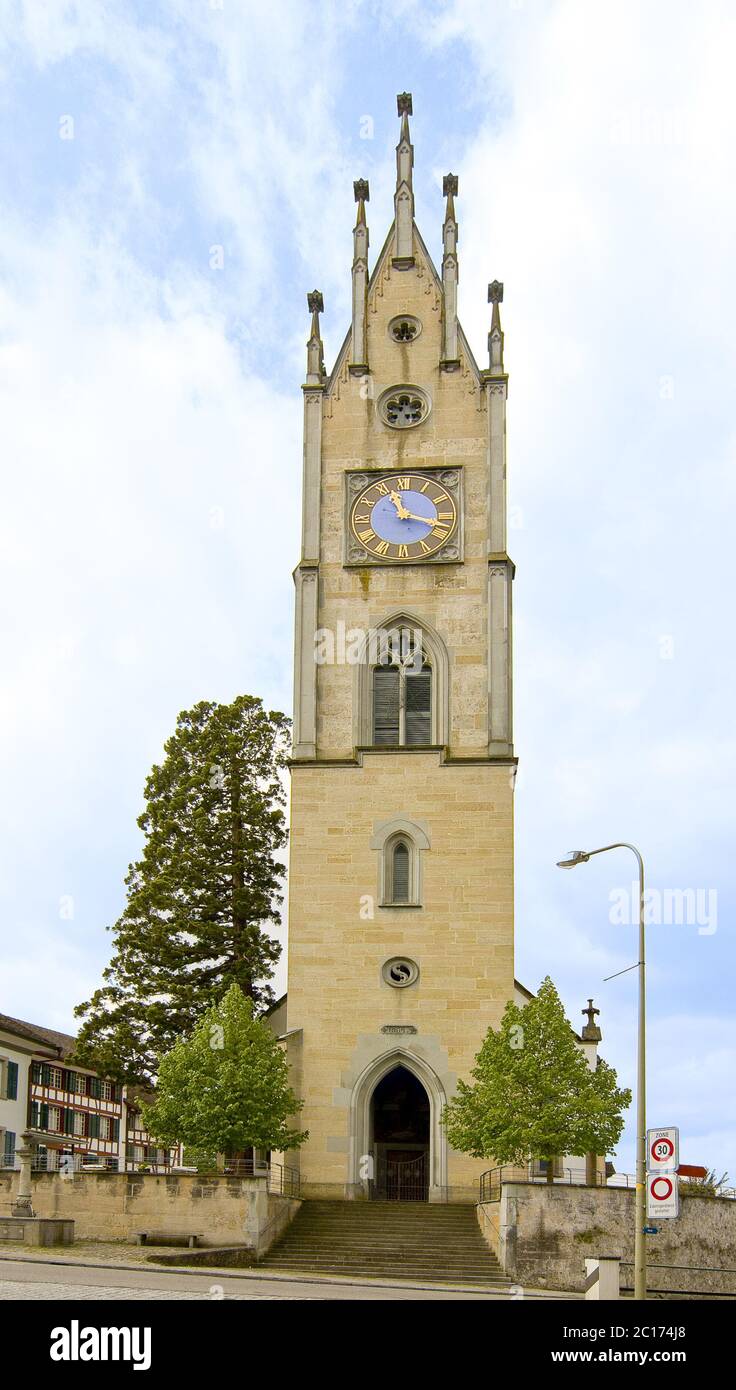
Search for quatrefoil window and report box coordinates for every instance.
[388,314,422,344]
[378,384,430,430]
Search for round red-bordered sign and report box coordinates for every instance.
[650,1136,675,1163]
[651,1175,674,1201]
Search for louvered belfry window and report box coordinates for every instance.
[372,655,431,747]
[392,841,411,902]
[405,663,431,744]
[373,666,400,745]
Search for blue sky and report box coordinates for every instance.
[1,0,734,1178]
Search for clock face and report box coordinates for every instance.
[349,473,458,562]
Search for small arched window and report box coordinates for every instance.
[392,841,410,903]
[371,817,430,909]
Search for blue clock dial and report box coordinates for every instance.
[371,489,436,542]
[349,473,458,563]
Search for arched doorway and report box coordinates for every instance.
[349,1049,448,1201]
[371,1065,430,1200]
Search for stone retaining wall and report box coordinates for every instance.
[485,1182,736,1295]
[0,1170,299,1251]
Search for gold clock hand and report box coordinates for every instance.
[402,509,436,525]
[389,489,408,517]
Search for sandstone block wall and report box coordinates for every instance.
[491,1182,736,1295]
[0,1170,299,1251]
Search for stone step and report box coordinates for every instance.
[261,1256,500,1273]
[293,1218,481,1227]
[272,1248,497,1260]
[267,1249,499,1263]
[301,1203,477,1214]
[262,1198,503,1286]
[261,1264,511,1285]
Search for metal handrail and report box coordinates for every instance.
[478,1163,619,1202]
[267,1161,301,1198]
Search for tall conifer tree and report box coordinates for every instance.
[73,696,289,1085]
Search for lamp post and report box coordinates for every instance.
[557,843,646,1301]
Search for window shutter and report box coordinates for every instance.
[392,842,410,903]
[31,1061,41,1085]
[111,1119,120,1143]
[89,1076,101,1099]
[30,1101,39,1128]
[7,1061,18,1100]
[40,1064,51,1087]
[88,1114,100,1140]
[65,1070,76,1094]
[4,1131,15,1166]
[40,1103,49,1129]
[373,667,400,744]
[405,665,432,745]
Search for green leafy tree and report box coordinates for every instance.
[73,696,289,1085]
[142,985,307,1160]
[443,977,631,1179]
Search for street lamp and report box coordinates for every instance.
[557,842,647,1302]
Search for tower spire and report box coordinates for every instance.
[305,290,325,385]
[487,280,505,375]
[393,92,415,269]
[441,173,460,370]
[350,179,370,374]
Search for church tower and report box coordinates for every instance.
[285,95,515,1202]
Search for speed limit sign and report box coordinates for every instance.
[647,1126,679,1171]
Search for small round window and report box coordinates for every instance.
[388,314,422,344]
[377,384,430,430]
[382,957,419,989]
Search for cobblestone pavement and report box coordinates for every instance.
[0,1257,506,1300]
[0,1280,282,1300]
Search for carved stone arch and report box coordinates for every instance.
[349,1048,448,1199]
[353,608,450,749]
[370,815,430,907]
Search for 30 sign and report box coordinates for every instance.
[647,1126,679,1172]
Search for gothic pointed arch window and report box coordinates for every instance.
[371,818,430,908]
[354,614,448,750]
[372,651,432,748]
[390,838,410,903]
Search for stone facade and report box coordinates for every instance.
[285,97,515,1202]
[0,1169,299,1252]
[483,1182,736,1296]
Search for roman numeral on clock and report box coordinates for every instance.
[358,529,375,543]
[398,544,408,558]
[396,477,411,490]
[374,540,390,555]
